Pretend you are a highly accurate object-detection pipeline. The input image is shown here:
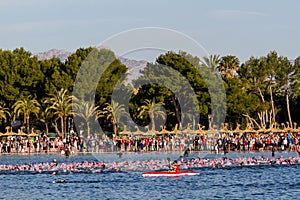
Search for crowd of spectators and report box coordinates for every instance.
[1,129,300,156]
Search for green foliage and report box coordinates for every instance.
[137,98,166,131]
[12,95,40,133]
[1,46,300,133]
[72,48,127,104]
[0,48,43,107]
[219,55,240,79]
[97,100,129,135]
[73,98,99,138]
[45,88,73,138]
[225,78,260,126]
[39,57,67,97]
[0,102,10,124]
[156,51,210,115]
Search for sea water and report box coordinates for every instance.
[0,152,299,199]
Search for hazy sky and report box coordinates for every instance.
[1,0,299,62]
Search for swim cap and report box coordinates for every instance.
[56,179,66,183]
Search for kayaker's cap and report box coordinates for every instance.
[53,159,57,163]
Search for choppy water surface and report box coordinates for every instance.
[0,152,299,199]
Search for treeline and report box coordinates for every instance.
[0,47,300,137]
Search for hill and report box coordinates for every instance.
[34,49,72,61]
[34,49,148,82]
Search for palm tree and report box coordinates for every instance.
[12,96,40,134]
[97,100,128,136]
[219,55,240,79]
[202,54,221,73]
[0,103,10,124]
[39,103,58,135]
[45,88,73,139]
[73,98,99,138]
[138,99,166,131]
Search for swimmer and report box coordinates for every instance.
[65,149,70,158]
[0,156,299,175]
[183,148,190,157]
[50,159,58,168]
[271,146,275,157]
[54,179,67,183]
[117,152,123,158]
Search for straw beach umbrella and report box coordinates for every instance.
[157,125,169,136]
[169,124,179,135]
[194,124,206,136]
[132,126,144,137]
[28,128,39,137]
[144,125,158,137]
[2,126,16,137]
[16,126,28,137]
[119,125,131,136]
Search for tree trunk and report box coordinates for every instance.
[51,121,61,137]
[87,121,90,138]
[171,95,181,129]
[258,112,263,128]
[270,86,276,124]
[45,120,49,135]
[243,113,261,129]
[286,94,293,129]
[26,115,30,134]
[269,111,273,128]
[151,113,155,131]
[258,87,265,102]
[61,117,64,139]
[64,116,67,139]
[112,120,117,136]
[208,114,213,130]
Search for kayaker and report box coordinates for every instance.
[169,160,180,172]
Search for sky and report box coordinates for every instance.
[0,0,300,62]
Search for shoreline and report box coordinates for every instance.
[0,149,298,157]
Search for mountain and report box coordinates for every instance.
[118,57,148,82]
[34,49,148,82]
[34,49,72,61]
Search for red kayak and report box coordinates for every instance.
[142,170,200,177]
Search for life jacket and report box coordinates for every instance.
[174,164,180,172]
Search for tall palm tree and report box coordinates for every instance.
[0,103,10,125]
[39,102,58,135]
[45,88,73,139]
[138,99,166,131]
[202,54,221,73]
[219,55,240,79]
[73,98,99,138]
[13,96,40,134]
[97,100,128,136]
